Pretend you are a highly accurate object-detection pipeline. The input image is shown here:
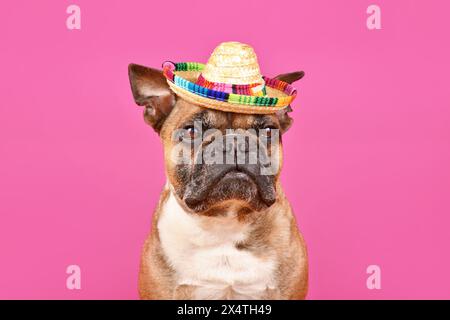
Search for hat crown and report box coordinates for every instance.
[201,42,264,85]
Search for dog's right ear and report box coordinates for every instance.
[128,63,176,133]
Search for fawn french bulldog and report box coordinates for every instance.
[128,42,308,300]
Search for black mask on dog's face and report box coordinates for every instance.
[128,64,304,214]
[169,108,285,213]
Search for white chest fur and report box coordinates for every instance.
[157,192,277,299]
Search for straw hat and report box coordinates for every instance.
[162,42,298,114]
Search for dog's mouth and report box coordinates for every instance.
[181,165,276,213]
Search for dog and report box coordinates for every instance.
[128,42,307,300]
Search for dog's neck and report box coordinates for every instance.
[164,181,283,223]
[159,189,251,245]
[157,181,290,242]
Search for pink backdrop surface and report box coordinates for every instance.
[1,0,450,299]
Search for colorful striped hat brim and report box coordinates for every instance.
[162,61,298,114]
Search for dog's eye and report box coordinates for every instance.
[261,126,276,138]
[182,126,199,141]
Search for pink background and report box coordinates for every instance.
[1,0,450,299]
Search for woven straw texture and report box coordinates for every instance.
[163,42,298,114]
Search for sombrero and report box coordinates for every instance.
[162,42,298,114]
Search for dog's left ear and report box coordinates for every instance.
[128,63,176,133]
[275,71,305,133]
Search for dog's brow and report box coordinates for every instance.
[253,115,278,128]
[185,110,210,127]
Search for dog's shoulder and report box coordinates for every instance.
[139,186,175,299]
